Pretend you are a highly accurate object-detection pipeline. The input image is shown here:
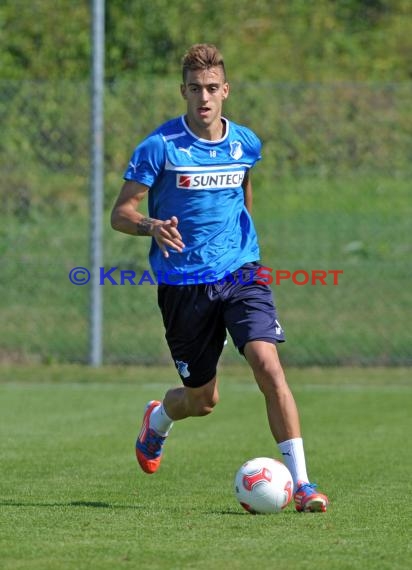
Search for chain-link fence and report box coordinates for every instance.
[1,80,411,365]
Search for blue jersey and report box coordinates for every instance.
[123,115,262,283]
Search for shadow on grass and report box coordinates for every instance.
[0,499,143,509]
[206,508,298,516]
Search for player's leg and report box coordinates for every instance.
[136,283,225,474]
[223,264,295,441]
[135,377,219,474]
[224,263,329,512]
[243,340,300,443]
[244,341,328,512]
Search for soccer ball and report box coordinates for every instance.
[234,457,293,514]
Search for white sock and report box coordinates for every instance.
[149,402,174,436]
[278,437,309,488]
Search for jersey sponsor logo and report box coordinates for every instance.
[230,141,243,160]
[177,170,245,189]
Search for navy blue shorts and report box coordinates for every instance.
[157,262,285,388]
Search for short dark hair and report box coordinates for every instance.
[182,44,226,83]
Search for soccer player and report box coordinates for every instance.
[111,44,328,513]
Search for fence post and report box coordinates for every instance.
[89,0,105,366]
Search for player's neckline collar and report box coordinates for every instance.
[181,115,229,144]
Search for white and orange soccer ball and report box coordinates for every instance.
[234,457,293,514]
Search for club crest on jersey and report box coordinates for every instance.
[175,360,190,379]
[177,170,245,190]
[230,141,243,160]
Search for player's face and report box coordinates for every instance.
[181,66,229,139]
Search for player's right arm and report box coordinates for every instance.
[110,180,185,258]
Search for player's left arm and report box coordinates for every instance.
[242,170,253,214]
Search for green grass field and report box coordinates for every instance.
[1,364,411,570]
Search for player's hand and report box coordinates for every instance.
[152,216,185,258]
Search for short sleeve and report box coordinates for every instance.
[123,134,165,188]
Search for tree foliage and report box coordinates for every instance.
[1,0,411,215]
[1,0,411,81]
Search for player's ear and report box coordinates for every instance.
[180,84,187,99]
[222,82,230,100]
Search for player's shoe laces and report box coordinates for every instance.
[294,481,329,513]
[135,400,166,474]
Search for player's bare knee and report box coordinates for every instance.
[198,403,216,416]
[201,389,220,415]
[245,342,280,370]
[186,383,219,417]
[253,356,284,381]
[190,396,218,416]
[253,360,287,396]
